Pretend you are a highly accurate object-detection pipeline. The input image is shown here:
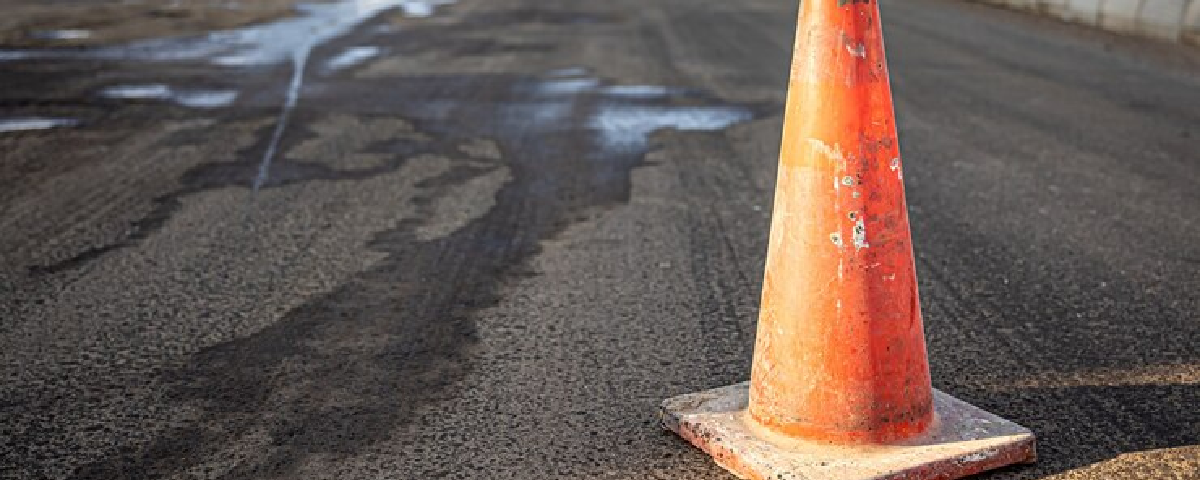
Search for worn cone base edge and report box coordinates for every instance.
[661,383,1036,480]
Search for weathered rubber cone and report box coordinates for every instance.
[659,1,1037,479]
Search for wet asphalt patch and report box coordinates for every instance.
[2,1,764,477]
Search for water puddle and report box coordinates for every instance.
[0,118,79,133]
[546,67,589,78]
[2,0,458,190]
[600,85,673,98]
[535,78,601,96]
[399,0,455,18]
[101,85,239,108]
[0,0,449,66]
[514,69,754,155]
[323,46,382,72]
[30,29,92,41]
[589,105,752,153]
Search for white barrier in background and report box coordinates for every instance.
[973,0,1200,45]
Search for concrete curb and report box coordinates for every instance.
[972,0,1200,46]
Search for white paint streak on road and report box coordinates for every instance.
[324,46,382,72]
[0,118,79,133]
[101,84,239,108]
[254,48,311,191]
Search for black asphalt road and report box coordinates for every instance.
[1,0,1198,479]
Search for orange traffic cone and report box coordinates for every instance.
[659,1,1036,479]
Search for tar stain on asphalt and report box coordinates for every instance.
[64,70,760,480]
[24,114,439,276]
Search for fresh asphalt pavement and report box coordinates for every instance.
[1,0,1197,478]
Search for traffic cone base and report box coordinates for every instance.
[661,383,1035,480]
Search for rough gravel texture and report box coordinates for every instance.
[1,0,1197,479]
